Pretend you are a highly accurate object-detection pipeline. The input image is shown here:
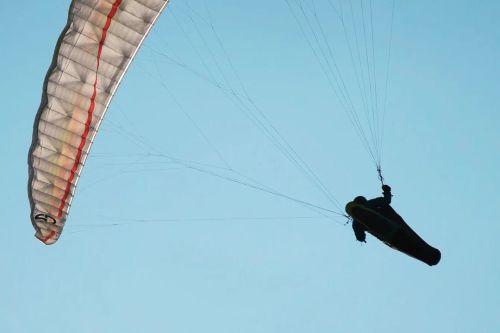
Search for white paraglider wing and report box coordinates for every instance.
[28,0,169,244]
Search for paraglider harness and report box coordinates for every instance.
[345,185,441,266]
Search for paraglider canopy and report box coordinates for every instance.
[28,0,170,244]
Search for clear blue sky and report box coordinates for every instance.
[1,1,499,332]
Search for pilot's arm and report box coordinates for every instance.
[367,185,392,207]
[352,219,367,242]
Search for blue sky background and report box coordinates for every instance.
[1,1,499,332]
